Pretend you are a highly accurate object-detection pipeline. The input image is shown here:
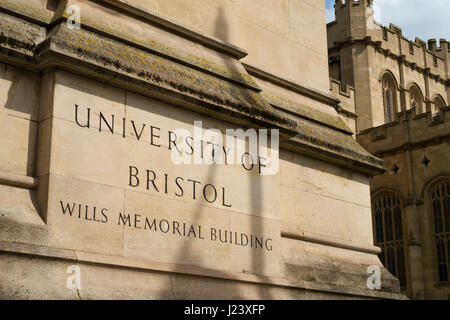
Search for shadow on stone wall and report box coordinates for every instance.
[1,63,41,216]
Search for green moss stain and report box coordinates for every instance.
[0,0,53,24]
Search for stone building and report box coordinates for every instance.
[0,0,406,299]
[327,0,450,299]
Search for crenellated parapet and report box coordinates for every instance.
[328,0,374,46]
[430,39,450,81]
[334,0,373,9]
[327,0,449,132]
[329,79,356,116]
[358,106,450,156]
[427,38,450,56]
[375,26,448,82]
[328,1,449,84]
[329,78,357,134]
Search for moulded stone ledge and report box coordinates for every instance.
[281,232,381,255]
[0,240,407,300]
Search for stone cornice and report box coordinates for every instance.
[282,232,381,255]
[243,62,341,107]
[0,0,259,91]
[358,107,450,157]
[335,105,357,119]
[369,133,450,158]
[0,0,248,60]
[261,92,352,134]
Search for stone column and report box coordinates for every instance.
[423,68,432,113]
[396,29,407,113]
[398,56,407,113]
[404,119,425,298]
[404,202,425,299]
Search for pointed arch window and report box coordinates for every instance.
[409,85,424,114]
[433,96,446,113]
[430,180,450,282]
[384,89,393,122]
[372,191,406,286]
[381,72,398,123]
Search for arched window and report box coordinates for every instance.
[409,84,424,114]
[433,95,446,113]
[430,180,450,282]
[372,191,406,286]
[381,72,398,123]
[384,89,393,122]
